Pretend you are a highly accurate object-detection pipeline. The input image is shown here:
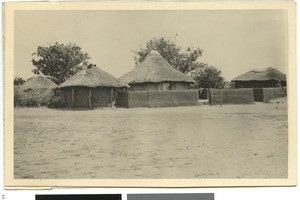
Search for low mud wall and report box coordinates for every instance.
[263,87,287,102]
[115,92,129,107]
[116,90,199,108]
[209,88,255,104]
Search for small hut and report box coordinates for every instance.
[17,73,57,91]
[119,50,195,91]
[14,73,57,107]
[58,65,129,108]
[231,67,286,88]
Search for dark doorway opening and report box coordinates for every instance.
[253,88,264,102]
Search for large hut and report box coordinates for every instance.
[119,50,195,91]
[231,67,286,88]
[58,65,129,108]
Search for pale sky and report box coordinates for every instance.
[14,10,287,81]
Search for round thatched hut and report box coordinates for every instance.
[14,73,57,107]
[58,65,129,108]
[119,50,195,91]
[17,73,57,91]
[231,67,286,88]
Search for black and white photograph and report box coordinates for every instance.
[3,1,296,187]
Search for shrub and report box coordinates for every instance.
[14,88,64,108]
[47,91,65,108]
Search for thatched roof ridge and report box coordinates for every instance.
[18,73,57,91]
[58,66,129,88]
[232,67,286,82]
[119,50,195,84]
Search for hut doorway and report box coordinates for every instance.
[74,87,90,107]
[92,87,112,107]
[63,88,73,107]
[253,88,264,102]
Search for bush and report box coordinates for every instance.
[47,91,65,108]
[14,88,64,108]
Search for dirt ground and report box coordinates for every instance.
[14,98,288,179]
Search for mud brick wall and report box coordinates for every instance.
[209,88,255,104]
[146,90,199,108]
[128,91,149,107]
[116,90,199,108]
[263,87,287,102]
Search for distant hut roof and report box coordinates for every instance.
[18,73,57,91]
[58,65,129,88]
[119,50,195,84]
[232,67,286,82]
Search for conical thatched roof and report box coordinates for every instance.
[58,65,129,88]
[232,67,286,82]
[18,73,57,91]
[119,50,195,84]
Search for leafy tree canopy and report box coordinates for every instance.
[14,76,25,86]
[193,66,225,89]
[32,42,90,85]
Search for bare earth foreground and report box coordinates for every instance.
[14,98,288,179]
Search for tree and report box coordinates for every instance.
[14,76,25,86]
[193,66,225,89]
[32,42,90,85]
[134,37,204,74]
